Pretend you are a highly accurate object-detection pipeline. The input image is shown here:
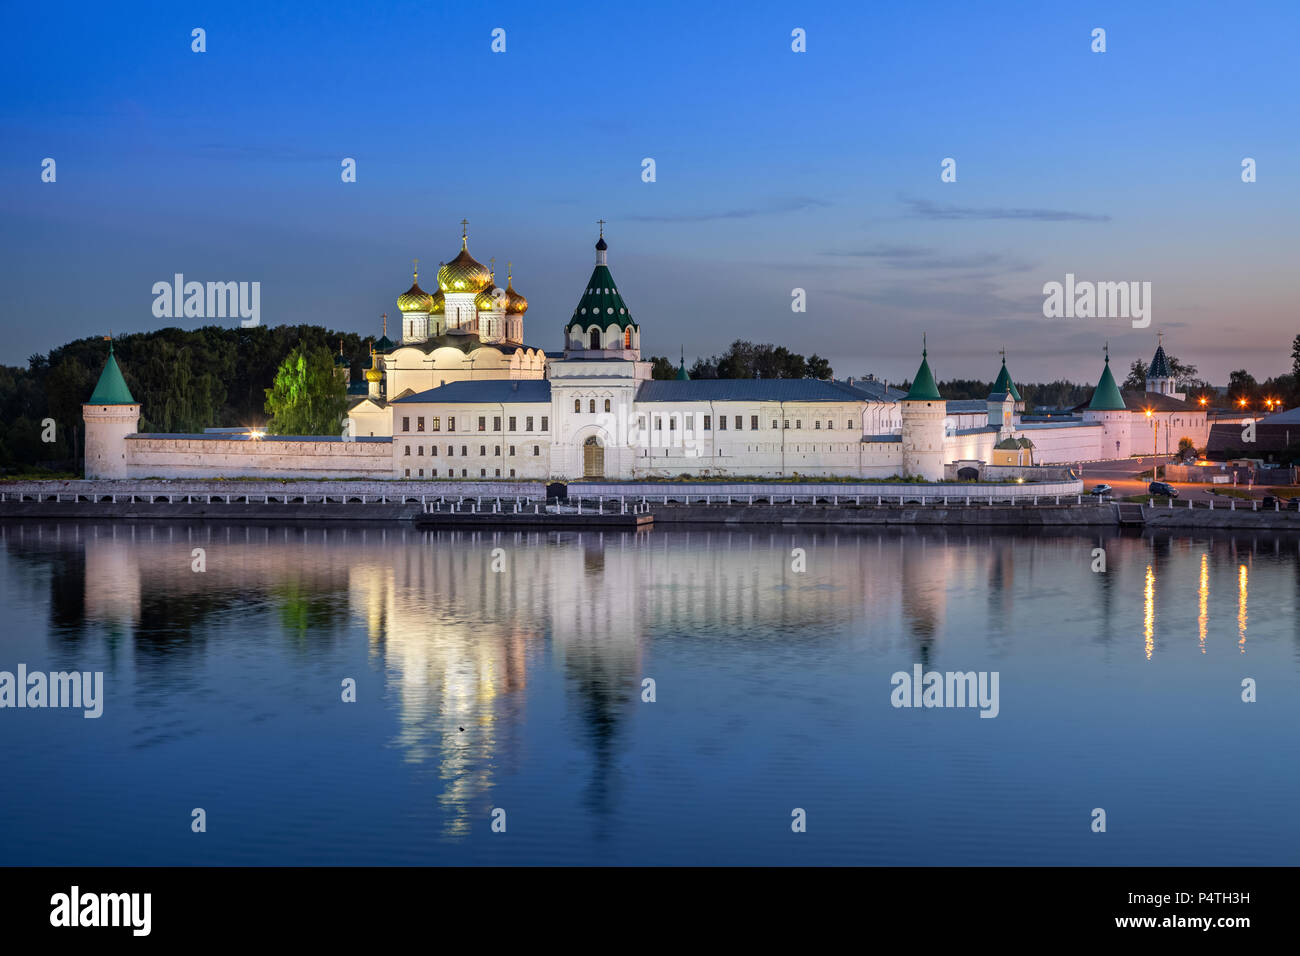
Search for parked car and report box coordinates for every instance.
[1089,483,1112,496]
[1148,481,1179,498]
[1261,495,1279,508]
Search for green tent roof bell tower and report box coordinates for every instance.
[992,350,1022,403]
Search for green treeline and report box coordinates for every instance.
[0,325,371,474]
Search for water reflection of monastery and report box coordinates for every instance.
[3,521,1291,833]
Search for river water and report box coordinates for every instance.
[1,520,1296,865]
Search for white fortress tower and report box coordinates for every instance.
[82,344,140,479]
[1082,348,1131,459]
[899,341,946,481]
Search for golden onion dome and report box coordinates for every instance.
[504,265,527,314]
[475,281,506,312]
[364,364,383,383]
[437,235,492,293]
[396,265,433,313]
[429,289,445,314]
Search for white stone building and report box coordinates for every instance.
[82,227,1217,482]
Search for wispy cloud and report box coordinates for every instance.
[901,197,1111,222]
[626,196,830,223]
[821,244,1034,273]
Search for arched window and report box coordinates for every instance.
[623,328,631,348]
[589,329,601,350]
[574,399,581,413]
[589,399,596,414]
[604,399,611,413]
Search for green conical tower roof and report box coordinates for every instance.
[88,344,136,405]
[1088,351,1126,411]
[904,339,941,401]
[566,229,637,333]
[992,354,1021,402]
[675,348,690,380]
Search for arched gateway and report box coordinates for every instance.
[582,436,604,478]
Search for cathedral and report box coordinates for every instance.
[81,224,1222,482]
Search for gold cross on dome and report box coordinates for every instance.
[597,219,606,237]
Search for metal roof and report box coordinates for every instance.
[391,380,552,404]
[635,378,899,403]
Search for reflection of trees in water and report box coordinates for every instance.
[272,580,346,648]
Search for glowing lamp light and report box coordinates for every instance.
[249,429,265,440]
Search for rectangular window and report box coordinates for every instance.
[526,416,534,431]
[749,415,757,430]
[432,468,438,477]
[493,416,501,431]
[461,469,467,477]
[654,416,662,431]
[541,416,549,431]
[402,416,410,432]
[448,417,455,431]
[480,469,486,477]
[417,446,424,456]
[494,468,501,477]
[404,445,410,456]
[478,416,486,432]
[533,445,540,456]
[509,416,517,431]
[404,468,410,477]
[461,445,467,456]
[509,468,516,478]
[509,445,515,456]
[815,421,821,430]
[703,415,711,430]
[418,468,424,477]
[494,445,500,456]
[669,417,676,431]
[604,399,611,413]
[479,445,486,456]
[417,417,425,432]
[796,420,801,430]
[574,399,581,413]
[719,416,727,430]
[828,420,834,429]
[771,420,778,429]
[431,417,440,431]
[447,445,453,457]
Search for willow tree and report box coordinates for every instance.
[263,345,347,435]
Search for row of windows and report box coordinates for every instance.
[574,399,614,414]
[404,468,519,478]
[646,415,855,431]
[401,415,549,433]
[404,444,542,457]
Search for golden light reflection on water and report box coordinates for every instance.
[1198,553,1209,653]
[1238,563,1249,653]
[1143,565,1155,660]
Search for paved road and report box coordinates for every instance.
[1072,456,1283,503]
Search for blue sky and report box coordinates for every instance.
[1,0,1296,384]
